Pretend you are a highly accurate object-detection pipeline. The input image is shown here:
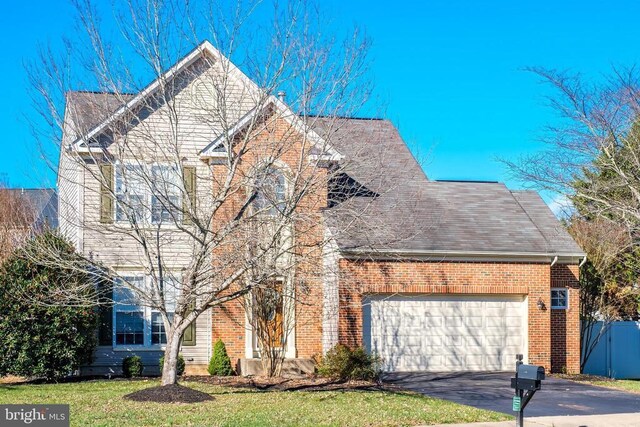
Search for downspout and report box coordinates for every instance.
[579,256,587,267]
[550,255,558,267]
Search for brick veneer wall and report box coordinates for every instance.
[210,114,325,364]
[338,259,580,372]
[550,264,580,374]
[205,114,581,373]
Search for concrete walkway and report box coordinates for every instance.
[429,412,640,427]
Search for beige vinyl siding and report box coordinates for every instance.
[70,56,259,372]
[82,308,212,375]
[183,308,212,364]
[57,149,83,251]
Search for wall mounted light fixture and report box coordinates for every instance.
[537,298,546,310]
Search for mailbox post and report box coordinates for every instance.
[510,354,545,427]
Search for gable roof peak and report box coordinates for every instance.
[69,39,255,150]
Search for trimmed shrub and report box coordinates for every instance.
[317,344,381,381]
[208,339,234,376]
[122,356,144,378]
[159,353,186,376]
[0,231,98,380]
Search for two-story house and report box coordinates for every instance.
[58,41,585,376]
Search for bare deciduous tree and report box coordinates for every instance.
[505,66,640,231]
[0,187,38,262]
[25,0,419,385]
[569,218,639,369]
[506,67,640,370]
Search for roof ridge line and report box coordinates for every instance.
[67,90,137,96]
[510,191,555,253]
[301,114,385,121]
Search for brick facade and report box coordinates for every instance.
[210,114,325,364]
[550,264,581,373]
[337,259,580,373]
[208,115,581,374]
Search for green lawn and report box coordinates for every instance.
[553,373,640,395]
[0,379,511,426]
[587,379,640,394]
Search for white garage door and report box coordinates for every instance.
[363,294,527,372]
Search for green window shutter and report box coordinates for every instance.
[97,281,113,346]
[182,319,196,346]
[182,166,196,225]
[100,164,114,223]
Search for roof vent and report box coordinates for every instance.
[277,91,286,102]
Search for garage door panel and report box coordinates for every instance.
[444,316,463,327]
[443,335,464,346]
[465,355,484,367]
[401,316,423,328]
[424,316,443,327]
[506,326,523,336]
[464,316,483,327]
[425,336,443,347]
[401,356,444,370]
[365,294,526,372]
[484,307,506,317]
[485,317,505,327]
[444,355,465,368]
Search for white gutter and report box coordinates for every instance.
[341,248,586,259]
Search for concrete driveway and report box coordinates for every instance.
[384,371,640,417]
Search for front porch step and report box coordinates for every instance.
[237,358,315,377]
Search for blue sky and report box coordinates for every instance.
[2,0,640,204]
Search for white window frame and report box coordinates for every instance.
[115,163,147,224]
[113,275,146,347]
[252,164,287,217]
[550,288,569,310]
[114,162,182,225]
[112,274,179,349]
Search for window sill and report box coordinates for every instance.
[112,346,166,352]
[111,222,185,230]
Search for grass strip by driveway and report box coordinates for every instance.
[585,379,640,394]
[0,379,511,426]
[553,374,640,395]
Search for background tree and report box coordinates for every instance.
[0,186,37,262]
[0,231,98,380]
[569,218,640,370]
[506,67,640,369]
[27,0,415,385]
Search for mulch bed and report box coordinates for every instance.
[552,373,614,382]
[124,384,214,403]
[185,375,389,392]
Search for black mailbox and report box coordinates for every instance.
[511,356,546,427]
[517,364,545,381]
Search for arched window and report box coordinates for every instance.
[253,166,286,216]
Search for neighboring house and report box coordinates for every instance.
[58,41,585,376]
[16,188,59,230]
[1,188,58,228]
[0,188,57,260]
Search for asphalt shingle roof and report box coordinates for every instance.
[66,91,134,133]
[6,188,58,229]
[65,93,584,257]
[312,117,584,256]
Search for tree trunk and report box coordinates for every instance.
[161,329,182,386]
